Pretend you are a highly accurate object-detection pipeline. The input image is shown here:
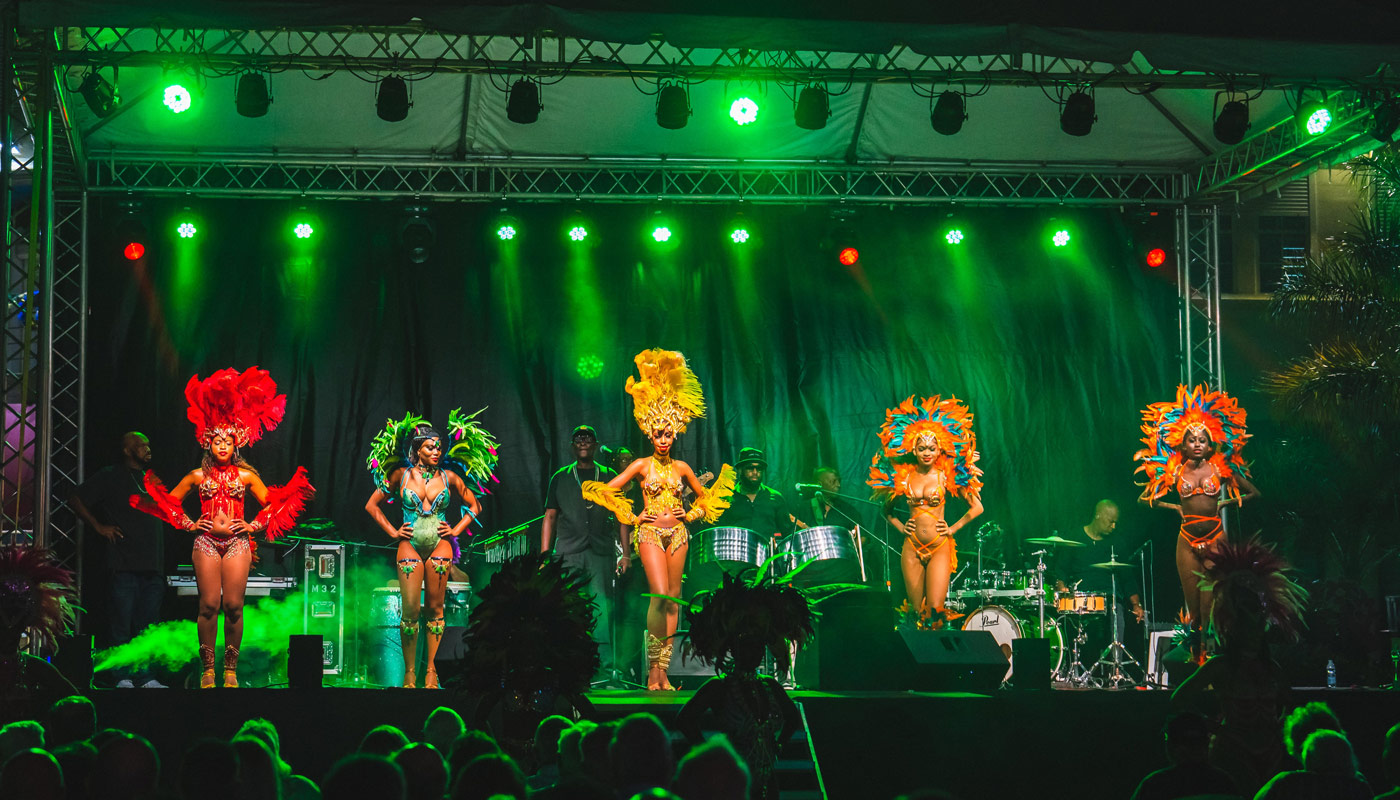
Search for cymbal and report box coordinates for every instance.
[1024,535,1084,548]
[1090,560,1134,572]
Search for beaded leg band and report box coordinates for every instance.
[401,618,420,637]
[428,556,451,575]
[199,645,217,689]
[223,645,240,688]
[425,618,446,637]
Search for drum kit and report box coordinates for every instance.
[952,526,1142,688]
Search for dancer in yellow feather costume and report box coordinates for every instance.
[584,349,735,690]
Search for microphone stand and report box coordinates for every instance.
[799,489,902,593]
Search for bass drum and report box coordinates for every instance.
[961,604,1063,684]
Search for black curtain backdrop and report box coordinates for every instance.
[84,201,1177,571]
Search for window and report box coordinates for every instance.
[1258,216,1309,294]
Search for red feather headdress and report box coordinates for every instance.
[185,367,287,448]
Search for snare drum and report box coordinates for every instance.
[1055,592,1107,615]
[961,604,1064,683]
[777,526,860,588]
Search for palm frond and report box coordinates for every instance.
[1270,250,1400,341]
[1264,340,1400,430]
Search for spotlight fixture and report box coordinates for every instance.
[656,82,691,130]
[399,205,436,264]
[576,354,605,380]
[507,79,543,124]
[176,221,198,240]
[1213,94,1250,145]
[1059,89,1095,136]
[115,201,147,261]
[1052,229,1071,247]
[945,229,965,245]
[1146,248,1167,268]
[795,85,830,130]
[496,224,518,241]
[568,225,588,242]
[837,247,859,266]
[730,228,750,244]
[729,97,759,126]
[293,222,315,240]
[930,91,966,136]
[652,226,673,243]
[236,72,271,118]
[1295,93,1332,137]
[1368,96,1400,143]
[163,84,193,114]
[78,68,119,118]
[377,76,410,122]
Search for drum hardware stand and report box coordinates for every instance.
[593,545,646,690]
[1089,547,1143,689]
[1057,616,1097,688]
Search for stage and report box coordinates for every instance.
[90,685,1400,799]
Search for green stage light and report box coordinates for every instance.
[293,222,314,240]
[496,224,517,241]
[730,228,750,244]
[945,229,964,244]
[163,84,193,114]
[568,225,588,242]
[652,226,673,243]
[176,221,197,239]
[576,354,604,379]
[1301,103,1332,136]
[730,97,759,125]
[1052,229,1071,247]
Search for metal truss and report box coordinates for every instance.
[48,24,1370,90]
[3,15,86,582]
[1188,92,1379,204]
[87,153,1186,205]
[1175,206,1222,389]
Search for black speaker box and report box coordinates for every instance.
[288,634,323,689]
[1011,637,1051,691]
[899,629,1008,692]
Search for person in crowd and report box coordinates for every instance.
[53,740,97,800]
[673,736,752,800]
[541,424,627,681]
[422,706,466,755]
[45,695,96,748]
[93,731,161,800]
[0,547,80,725]
[1172,537,1305,795]
[178,739,240,800]
[366,410,497,689]
[71,431,168,688]
[579,721,618,789]
[1129,712,1239,800]
[230,735,281,800]
[321,754,406,800]
[583,349,735,690]
[1280,702,1345,768]
[527,715,573,791]
[868,395,984,624]
[236,717,319,800]
[130,368,314,688]
[1255,729,1371,800]
[450,753,528,800]
[1136,385,1258,658]
[610,713,674,798]
[448,731,504,788]
[1377,722,1400,800]
[676,570,812,799]
[394,742,448,800]
[0,720,45,760]
[0,748,64,800]
[360,725,411,756]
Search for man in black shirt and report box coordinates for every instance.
[1050,499,1145,661]
[794,466,859,529]
[70,432,166,688]
[541,425,627,679]
[712,448,789,540]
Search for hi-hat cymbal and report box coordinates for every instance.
[1024,535,1085,548]
[1090,559,1134,572]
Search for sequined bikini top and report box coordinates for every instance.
[1177,466,1221,498]
[641,457,683,514]
[198,464,246,519]
[906,471,945,509]
[401,471,451,520]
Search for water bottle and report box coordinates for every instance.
[1326,659,1337,688]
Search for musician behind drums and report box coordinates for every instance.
[1050,500,1145,654]
[711,448,791,540]
[541,424,629,681]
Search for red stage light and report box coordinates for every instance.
[838,247,859,266]
[1146,248,1167,268]
[123,242,145,261]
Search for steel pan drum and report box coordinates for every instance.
[689,527,769,591]
[778,525,860,587]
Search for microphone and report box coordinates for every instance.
[795,483,823,495]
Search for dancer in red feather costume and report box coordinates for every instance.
[130,367,314,688]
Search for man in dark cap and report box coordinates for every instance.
[711,447,789,540]
[541,424,628,679]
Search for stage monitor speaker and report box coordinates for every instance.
[289,634,323,689]
[1011,638,1051,691]
[899,629,1008,692]
[808,589,906,690]
[51,634,94,689]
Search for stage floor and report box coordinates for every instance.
[87,685,1400,799]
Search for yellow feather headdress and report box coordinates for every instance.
[625,348,706,434]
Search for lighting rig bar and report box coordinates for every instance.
[87,154,1186,205]
[47,25,1383,91]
